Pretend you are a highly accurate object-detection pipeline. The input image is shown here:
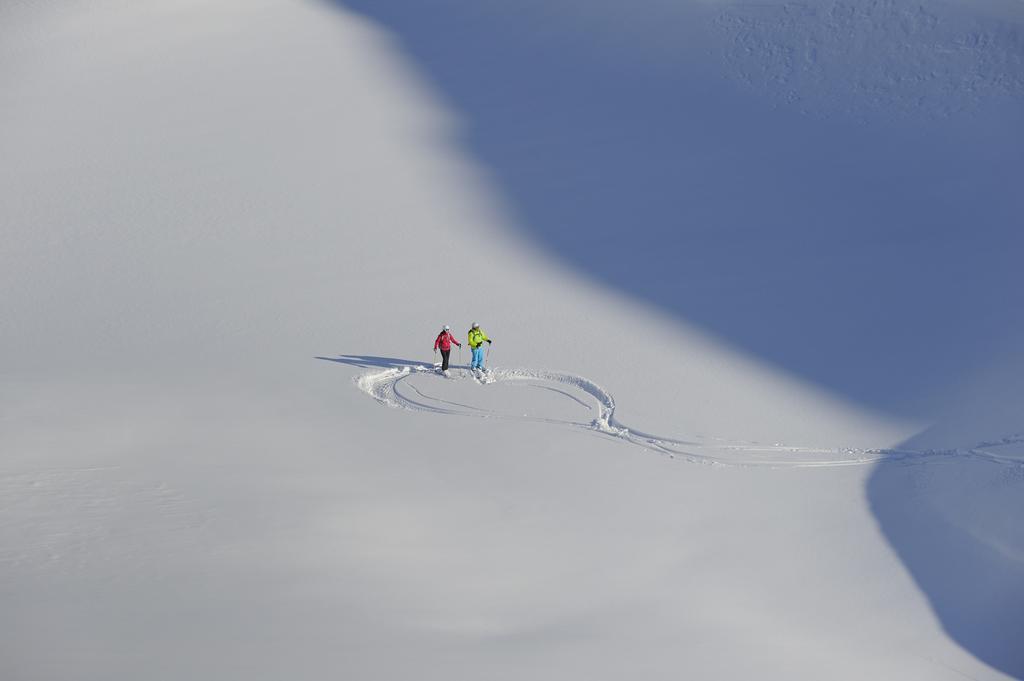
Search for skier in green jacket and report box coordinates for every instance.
[467,322,492,371]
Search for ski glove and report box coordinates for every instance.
[487,340,492,344]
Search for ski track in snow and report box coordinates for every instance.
[354,365,1023,469]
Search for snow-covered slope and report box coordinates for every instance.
[2,0,1021,679]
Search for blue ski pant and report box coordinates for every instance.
[471,345,485,369]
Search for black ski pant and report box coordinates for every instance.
[440,348,451,371]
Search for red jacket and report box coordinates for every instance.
[434,330,461,351]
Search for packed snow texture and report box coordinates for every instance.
[2,0,1022,679]
[339,356,1023,468]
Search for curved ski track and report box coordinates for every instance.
[355,365,1023,469]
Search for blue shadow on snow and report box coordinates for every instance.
[315,354,423,369]
[326,1,1024,675]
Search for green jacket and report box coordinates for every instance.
[468,327,490,348]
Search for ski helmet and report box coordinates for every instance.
[443,325,450,331]
[472,322,479,329]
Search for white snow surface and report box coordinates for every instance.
[353,362,1022,468]
[2,0,1022,680]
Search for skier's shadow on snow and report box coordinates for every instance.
[315,355,422,370]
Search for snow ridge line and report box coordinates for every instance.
[353,365,1022,469]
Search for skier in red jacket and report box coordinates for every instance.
[433,325,461,374]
